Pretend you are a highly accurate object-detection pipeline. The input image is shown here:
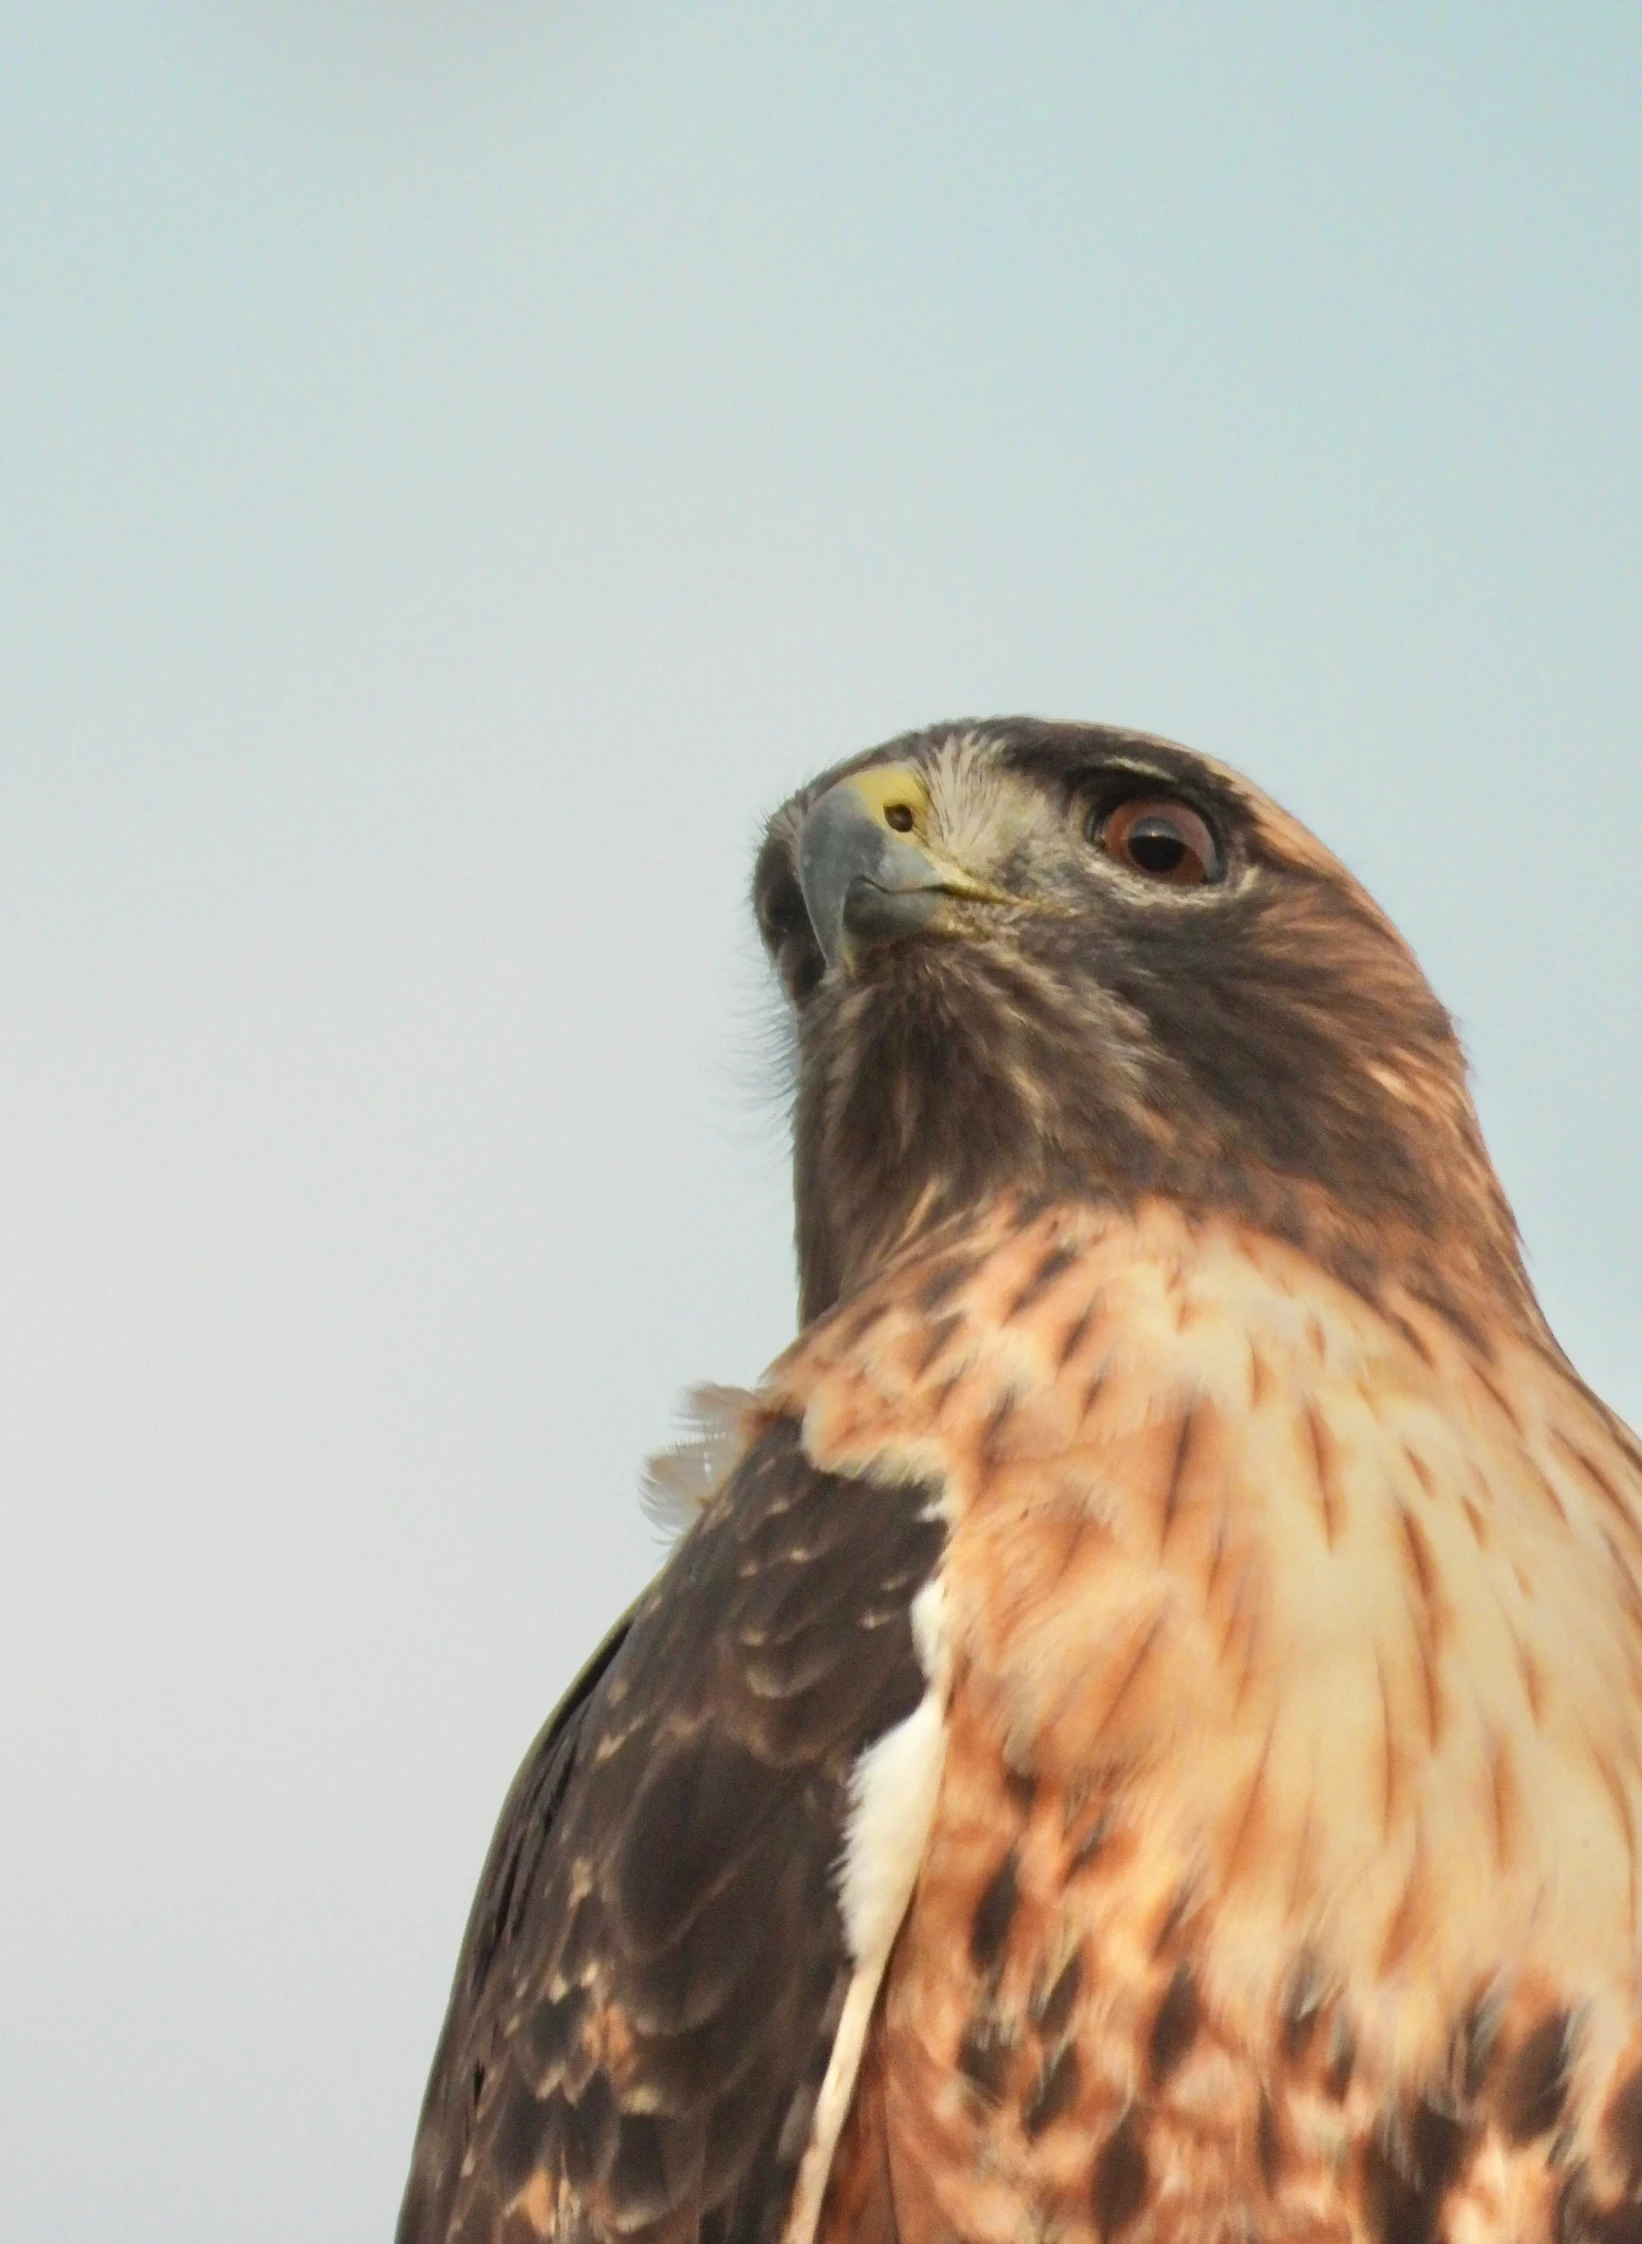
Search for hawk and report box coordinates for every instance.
[397,719,1642,2244]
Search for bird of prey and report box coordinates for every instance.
[397,719,1642,2244]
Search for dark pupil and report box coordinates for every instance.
[1129,819,1188,874]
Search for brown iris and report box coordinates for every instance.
[1097,796,1219,886]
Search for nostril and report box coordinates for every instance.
[884,802,916,833]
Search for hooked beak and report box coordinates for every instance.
[797,764,1006,972]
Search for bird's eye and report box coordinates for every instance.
[883,800,916,833]
[1094,796,1220,887]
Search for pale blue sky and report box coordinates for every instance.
[0,8,1637,2239]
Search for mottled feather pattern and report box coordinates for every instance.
[398,1422,945,2244]
[763,1198,1642,2244]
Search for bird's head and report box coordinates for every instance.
[754,718,1535,1339]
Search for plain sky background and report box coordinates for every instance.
[1,7,1638,2239]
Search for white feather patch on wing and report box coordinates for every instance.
[637,1384,758,1539]
[838,1578,952,1962]
[780,1576,951,2244]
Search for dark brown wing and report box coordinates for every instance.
[396,1609,634,2241]
[396,1417,945,2244]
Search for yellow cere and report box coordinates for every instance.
[845,764,931,836]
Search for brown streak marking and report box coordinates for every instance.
[1003,1766,1037,1812]
[956,2017,1010,2103]
[929,1371,964,1424]
[1607,1588,1642,1709]
[1056,1299,1097,1371]
[1023,2042,1081,2138]
[1032,1948,1083,2038]
[919,1255,979,1313]
[1091,2111,1149,2240]
[1604,2067,1642,2186]
[820,1400,863,1456]
[1203,1503,1230,1603]
[1147,1965,1200,2086]
[1257,2090,1282,2190]
[1046,1510,1094,1594]
[1512,1627,1546,1726]
[969,1850,1021,1975]
[1397,1502,1438,1610]
[1589,1734,1640,1932]
[1612,1410,1642,1478]
[1158,1406,1198,1550]
[1488,1731,1519,1869]
[980,1390,1019,1473]
[1070,1809,1115,1874]
[1304,1402,1342,1549]
[1287,1787,1317,1914]
[1152,1882,1194,1955]
[1407,1450,1438,1502]
[1460,1993,1503,2099]
[1379,1827,1426,1972]
[1397,1503,1445,1746]
[1280,1956,1322,2059]
[1093,1615,1167,1741]
[1326,2017,1357,2099]
[1406,1277,1492,1357]
[1526,1453,1573,1530]
[1376,1648,1400,1839]
[1362,2102,1470,2244]
[1414,1622,1442,1750]
[1078,1365,1109,1430]
[1388,1309,1438,1370]
[1606,1533,1642,1629]
[1461,1495,1490,1549]
[1249,1344,1271,1409]
[843,1298,892,1347]
[1232,1576,1265,1717]
[1497,2010,1572,2143]
[1217,1558,1260,1707]
[911,1311,964,1382]
[1006,1241,1080,1324]
[1224,1722,1276,1885]
[1473,1359,1526,1438]
[1553,1429,1640,1539]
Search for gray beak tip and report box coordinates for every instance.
[797,783,945,970]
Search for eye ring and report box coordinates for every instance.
[1092,795,1220,888]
